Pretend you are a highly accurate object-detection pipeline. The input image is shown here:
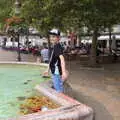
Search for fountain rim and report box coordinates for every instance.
[0,61,48,67]
[0,61,93,120]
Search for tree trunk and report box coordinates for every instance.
[90,28,98,66]
[108,27,112,54]
[12,37,15,48]
[25,34,29,52]
[78,34,81,46]
[47,34,51,60]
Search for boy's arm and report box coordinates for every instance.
[59,55,68,81]
[42,65,50,77]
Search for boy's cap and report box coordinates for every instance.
[49,29,60,36]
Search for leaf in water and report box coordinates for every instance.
[8,102,16,107]
[17,96,26,101]
[23,82,28,85]
[27,80,32,82]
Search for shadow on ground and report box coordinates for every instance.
[64,82,113,120]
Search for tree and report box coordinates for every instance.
[69,0,120,65]
[0,0,14,30]
[21,0,120,65]
[81,0,120,65]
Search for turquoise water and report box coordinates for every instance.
[0,64,48,119]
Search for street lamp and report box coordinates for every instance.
[14,0,21,61]
[14,28,21,61]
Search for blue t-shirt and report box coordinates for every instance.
[41,48,49,62]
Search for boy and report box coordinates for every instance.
[44,29,68,92]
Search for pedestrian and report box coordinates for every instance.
[40,45,49,63]
[43,29,68,92]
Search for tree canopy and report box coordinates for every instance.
[1,0,120,33]
[0,0,14,30]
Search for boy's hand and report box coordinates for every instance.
[42,71,49,77]
[61,70,69,81]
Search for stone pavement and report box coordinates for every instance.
[0,47,37,62]
[67,61,120,120]
[0,47,120,120]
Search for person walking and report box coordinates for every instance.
[43,29,68,92]
[41,45,49,63]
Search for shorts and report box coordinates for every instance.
[52,74,63,92]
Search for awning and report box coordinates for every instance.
[98,35,120,40]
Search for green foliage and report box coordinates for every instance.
[81,0,120,29]
[1,0,120,33]
[21,0,120,35]
[0,0,14,30]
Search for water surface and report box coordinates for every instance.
[0,64,47,119]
